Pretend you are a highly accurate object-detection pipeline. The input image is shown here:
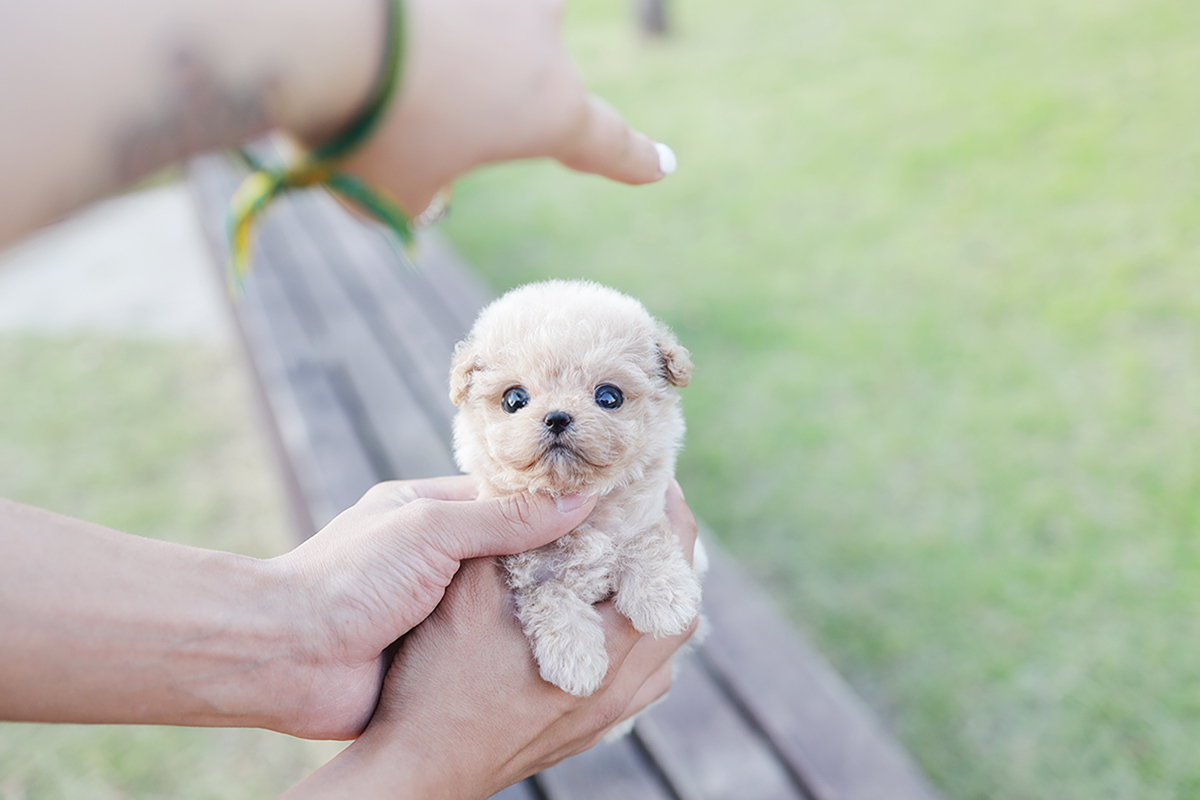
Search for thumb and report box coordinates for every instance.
[555,94,677,185]
[425,492,597,560]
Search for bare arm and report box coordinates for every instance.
[0,499,306,729]
[0,481,598,738]
[0,0,670,248]
[0,0,378,246]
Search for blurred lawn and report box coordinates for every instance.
[443,0,1200,797]
[0,335,338,798]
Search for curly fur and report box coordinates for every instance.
[450,280,702,697]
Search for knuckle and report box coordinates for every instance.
[638,662,676,710]
[398,497,473,563]
[589,696,626,732]
[359,481,391,504]
[499,493,538,529]
[400,497,442,535]
[362,480,416,507]
[650,667,674,702]
[547,83,596,158]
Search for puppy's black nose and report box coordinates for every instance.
[544,411,573,435]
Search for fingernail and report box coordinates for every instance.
[655,142,677,176]
[555,494,591,514]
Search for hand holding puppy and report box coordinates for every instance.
[0,477,583,739]
[270,475,597,739]
[282,480,701,800]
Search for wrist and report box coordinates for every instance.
[276,0,391,149]
[285,721,485,800]
[209,552,324,733]
[245,554,368,739]
[124,546,314,733]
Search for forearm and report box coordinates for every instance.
[0,499,309,732]
[0,0,380,247]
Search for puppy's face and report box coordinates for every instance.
[450,281,692,496]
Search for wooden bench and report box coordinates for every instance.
[188,153,944,800]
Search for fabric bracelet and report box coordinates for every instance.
[226,0,411,289]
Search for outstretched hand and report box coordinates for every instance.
[340,0,674,217]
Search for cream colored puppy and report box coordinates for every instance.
[450,280,702,697]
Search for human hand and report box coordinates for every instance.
[267,475,598,740]
[282,481,701,800]
[338,0,675,217]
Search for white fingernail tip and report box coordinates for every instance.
[655,142,677,176]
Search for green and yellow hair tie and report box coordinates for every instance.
[226,0,412,289]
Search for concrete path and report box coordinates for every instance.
[0,182,231,343]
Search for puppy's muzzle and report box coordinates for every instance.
[544,411,573,436]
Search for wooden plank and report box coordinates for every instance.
[186,155,313,534]
[537,733,675,800]
[315,203,481,346]
[241,258,383,528]
[188,155,382,532]
[410,228,496,335]
[285,193,464,438]
[700,545,943,800]
[636,652,809,800]
[489,779,539,800]
[187,155,480,457]
[252,196,459,481]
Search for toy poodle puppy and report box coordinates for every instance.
[450,279,702,697]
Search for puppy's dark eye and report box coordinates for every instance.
[594,384,624,410]
[502,386,530,413]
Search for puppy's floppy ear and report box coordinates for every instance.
[655,326,693,388]
[449,341,481,406]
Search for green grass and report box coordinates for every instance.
[0,335,337,798]
[442,0,1200,796]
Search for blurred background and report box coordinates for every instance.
[4,0,1200,797]
[0,184,343,795]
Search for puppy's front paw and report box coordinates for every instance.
[616,566,701,638]
[517,581,611,697]
[534,623,609,697]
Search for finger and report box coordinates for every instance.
[404,475,482,502]
[664,480,699,565]
[420,491,599,560]
[388,475,483,503]
[349,476,482,516]
[555,94,675,185]
[596,599,698,695]
[614,660,674,726]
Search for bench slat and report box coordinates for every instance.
[702,549,942,800]
[255,201,459,486]
[244,266,382,526]
[538,734,675,800]
[286,193,467,436]
[405,230,497,336]
[488,780,539,800]
[189,161,380,531]
[636,651,809,800]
